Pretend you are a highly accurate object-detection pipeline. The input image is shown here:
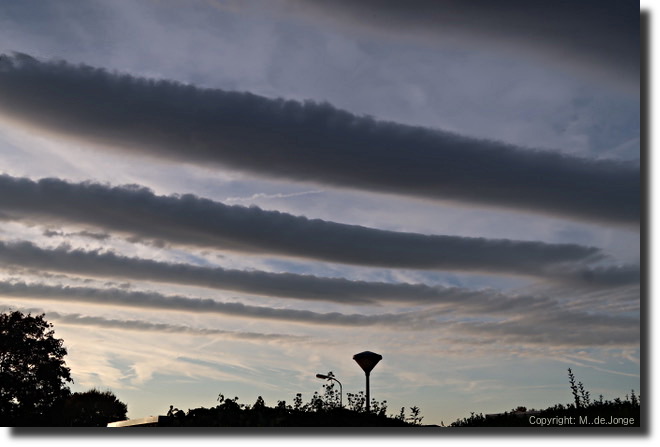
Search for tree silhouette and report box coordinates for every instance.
[60,388,128,426]
[0,310,73,425]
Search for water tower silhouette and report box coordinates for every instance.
[352,351,382,413]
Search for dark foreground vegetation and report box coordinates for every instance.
[1,310,640,427]
[0,310,421,427]
[165,386,422,427]
[451,369,641,427]
[1,311,127,426]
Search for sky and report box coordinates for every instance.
[0,0,641,429]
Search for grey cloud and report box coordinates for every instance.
[283,0,639,91]
[0,175,602,275]
[225,190,325,204]
[43,229,110,240]
[44,311,308,342]
[0,280,636,346]
[449,311,639,347]
[546,264,641,288]
[2,239,635,328]
[0,54,639,225]
[4,304,306,342]
[0,281,420,327]
[0,240,466,305]
[0,241,637,309]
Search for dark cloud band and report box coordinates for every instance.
[0,281,638,346]
[0,174,601,275]
[0,281,421,327]
[0,54,639,224]
[0,241,637,308]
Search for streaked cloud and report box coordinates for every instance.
[0,281,423,327]
[46,311,309,342]
[225,189,325,204]
[0,280,638,349]
[1,305,307,342]
[448,311,639,347]
[0,241,639,308]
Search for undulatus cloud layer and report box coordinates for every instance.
[0,0,641,426]
[0,240,640,307]
[5,307,308,343]
[0,53,639,225]
[0,51,639,354]
[0,174,603,275]
[0,279,637,347]
[0,281,424,327]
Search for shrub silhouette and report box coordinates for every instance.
[172,374,421,427]
[451,369,641,427]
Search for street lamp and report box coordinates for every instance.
[352,351,382,413]
[315,373,343,408]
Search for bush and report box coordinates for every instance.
[451,369,640,427]
[171,373,423,427]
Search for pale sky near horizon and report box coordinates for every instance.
[0,0,641,428]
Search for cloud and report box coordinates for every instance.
[0,175,603,276]
[448,311,639,347]
[42,229,110,240]
[0,281,422,327]
[545,263,641,288]
[281,0,639,92]
[224,190,325,204]
[0,241,638,309]
[0,240,474,305]
[0,53,639,225]
[1,305,307,342]
[0,279,637,347]
[45,311,308,342]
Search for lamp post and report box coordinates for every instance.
[315,373,343,408]
[352,351,382,413]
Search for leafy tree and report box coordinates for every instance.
[60,388,128,427]
[0,310,73,425]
